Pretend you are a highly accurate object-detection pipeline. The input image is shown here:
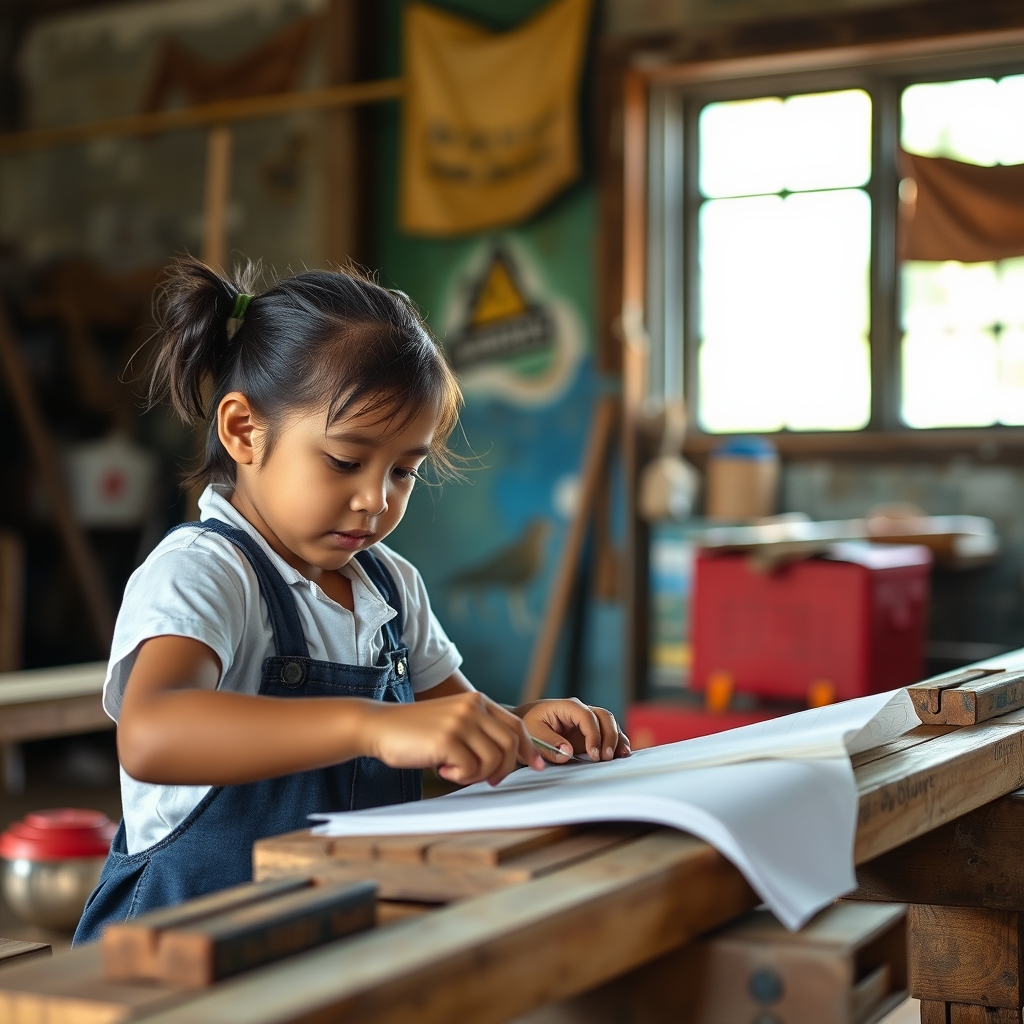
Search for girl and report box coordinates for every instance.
[74,259,629,943]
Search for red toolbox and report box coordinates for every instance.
[626,704,781,749]
[691,542,931,702]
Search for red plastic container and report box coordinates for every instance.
[627,704,781,749]
[691,543,931,702]
[0,809,116,862]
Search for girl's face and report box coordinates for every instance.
[227,395,437,573]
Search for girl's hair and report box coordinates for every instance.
[147,257,463,490]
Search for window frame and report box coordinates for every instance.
[646,47,1024,445]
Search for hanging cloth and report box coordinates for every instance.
[142,15,321,111]
[900,150,1024,263]
[399,0,591,236]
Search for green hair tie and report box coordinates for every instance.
[226,293,253,340]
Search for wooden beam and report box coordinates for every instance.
[0,693,112,745]
[0,78,403,156]
[520,396,618,704]
[0,531,24,673]
[0,300,115,649]
[201,125,233,272]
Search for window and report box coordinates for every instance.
[901,76,1024,428]
[648,55,1024,436]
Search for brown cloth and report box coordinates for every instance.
[142,16,321,111]
[901,150,1024,263]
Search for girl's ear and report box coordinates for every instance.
[217,392,259,466]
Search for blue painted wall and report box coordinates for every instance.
[370,0,624,713]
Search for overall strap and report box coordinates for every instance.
[167,519,310,659]
[354,549,404,652]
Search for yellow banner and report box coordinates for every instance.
[400,0,591,236]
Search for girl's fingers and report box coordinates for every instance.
[593,708,622,761]
[436,739,481,784]
[474,712,523,784]
[615,731,632,758]
[539,699,603,761]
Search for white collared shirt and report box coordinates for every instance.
[105,484,462,853]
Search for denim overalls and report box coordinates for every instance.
[74,519,421,944]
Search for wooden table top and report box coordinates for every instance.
[62,710,1022,1024]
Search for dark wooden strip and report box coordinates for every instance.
[157,881,376,988]
[0,939,50,969]
[102,878,310,981]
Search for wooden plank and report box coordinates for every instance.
[256,827,643,903]
[909,905,1023,1008]
[849,726,954,769]
[853,790,1024,912]
[157,882,376,988]
[0,532,24,673]
[426,827,578,868]
[0,78,405,156]
[0,692,112,744]
[103,879,310,981]
[0,945,185,1023]
[920,1001,948,1024]
[511,902,906,1024]
[0,661,105,706]
[201,125,233,272]
[521,396,618,704]
[0,938,49,969]
[853,719,1024,863]
[373,834,445,864]
[127,830,761,1024]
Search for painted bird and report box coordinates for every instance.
[447,519,552,633]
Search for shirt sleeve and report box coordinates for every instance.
[102,532,254,721]
[371,544,463,693]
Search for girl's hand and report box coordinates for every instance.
[366,691,544,787]
[515,699,631,764]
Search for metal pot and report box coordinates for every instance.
[1,855,106,931]
[0,809,115,933]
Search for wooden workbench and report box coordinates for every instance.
[3,705,1021,1023]
[0,662,108,745]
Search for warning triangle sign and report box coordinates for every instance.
[468,252,529,326]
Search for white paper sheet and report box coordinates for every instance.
[312,689,920,929]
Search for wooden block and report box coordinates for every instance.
[156,881,376,988]
[0,938,50,969]
[103,877,310,980]
[909,670,1024,726]
[909,905,1023,1008]
[853,720,1024,863]
[376,902,432,926]
[0,944,185,1023]
[854,790,1024,912]
[427,827,577,867]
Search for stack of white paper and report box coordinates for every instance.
[312,689,920,929]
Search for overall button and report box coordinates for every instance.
[280,661,305,687]
[395,658,406,676]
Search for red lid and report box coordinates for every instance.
[0,809,115,861]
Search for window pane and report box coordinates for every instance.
[901,75,1024,166]
[902,330,998,428]
[699,189,871,431]
[901,258,1024,427]
[700,89,871,198]
[998,328,1024,425]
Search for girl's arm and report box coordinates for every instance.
[417,671,631,763]
[117,635,544,788]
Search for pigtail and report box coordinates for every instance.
[147,257,254,423]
